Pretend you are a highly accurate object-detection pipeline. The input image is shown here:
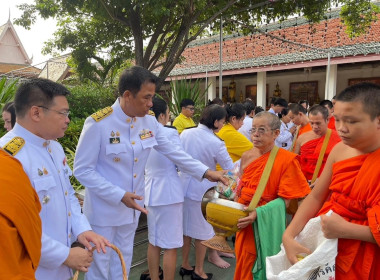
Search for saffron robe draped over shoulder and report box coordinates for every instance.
[0,149,42,279]
[298,130,341,180]
[328,116,336,130]
[234,149,310,280]
[298,123,312,137]
[318,148,380,280]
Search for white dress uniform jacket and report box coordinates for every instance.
[275,120,294,150]
[180,124,234,201]
[238,115,253,142]
[145,124,183,206]
[74,99,208,227]
[0,124,91,280]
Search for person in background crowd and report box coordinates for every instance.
[0,78,109,280]
[0,148,42,279]
[268,98,288,116]
[239,100,256,141]
[320,99,336,130]
[173,98,196,133]
[2,102,16,131]
[144,98,184,280]
[74,66,227,279]
[294,105,341,183]
[288,103,312,151]
[298,100,309,111]
[234,112,310,280]
[283,82,380,280]
[255,106,265,115]
[180,104,234,280]
[275,108,296,151]
[207,97,224,106]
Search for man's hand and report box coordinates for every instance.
[121,192,148,214]
[63,247,93,272]
[237,210,257,229]
[320,212,348,239]
[204,169,228,185]
[77,230,111,254]
[282,234,312,265]
[289,126,297,135]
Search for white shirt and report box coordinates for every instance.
[275,121,294,150]
[74,99,208,226]
[145,125,184,206]
[238,115,253,142]
[180,124,234,201]
[0,124,91,280]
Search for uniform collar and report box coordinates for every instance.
[113,98,137,123]
[12,123,50,148]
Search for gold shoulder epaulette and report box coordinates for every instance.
[2,137,25,156]
[148,110,155,116]
[91,107,113,122]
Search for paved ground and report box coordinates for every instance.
[73,214,236,280]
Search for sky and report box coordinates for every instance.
[1,0,58,67]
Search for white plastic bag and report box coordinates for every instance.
[266,210,337,280]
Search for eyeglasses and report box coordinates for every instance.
[249,127,274,135]
[38,106,70,118]
[185,106,195,111]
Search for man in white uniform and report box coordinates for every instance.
[238,100,255,141]
[0,78,109,280]
[74,66,227,279]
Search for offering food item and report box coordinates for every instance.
[215,171,239,200]
[296,253,308,261]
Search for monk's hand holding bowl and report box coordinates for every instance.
[237,209,257,229]
[320,212,348,239]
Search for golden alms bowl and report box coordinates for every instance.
[202,197,248,253]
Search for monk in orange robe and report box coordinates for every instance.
[294,105,341,181]
[320,99,336,130]
[283,82,380,280]
[0,149,42,279]
[288,103,311,151]
[234,112,310,280]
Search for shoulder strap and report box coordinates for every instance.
[311,129,332,184]
[91,107,113,122]
[247,145,280,211]
[2,137,25,156]
[290,125,300,152]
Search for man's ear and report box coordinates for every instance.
[122,90,132,99]
[273,129,280,138]
[30,106,42,122]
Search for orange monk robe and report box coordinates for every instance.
[0,149,42,279]
[298,129,341,181]
[298,122,312,136]
[234,149,310,280]
[317,148,380,280]
[328,116,336,130]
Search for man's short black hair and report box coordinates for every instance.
[336,82,380,120]
[199,104,227,129]
[289,103,307,115]
[319,99,333,109]
[255,106,264,115]
[118,66,157,97]
[274,98,288,108]
[298,100,309,107]
[14,78,70,118]
[243,100,255,115]
[180,98,195,108]
[309,105,329,121]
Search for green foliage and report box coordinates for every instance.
[15,1,377,90]
[158,79,208,122]
[63,137,83,191]
[0,77,19,109]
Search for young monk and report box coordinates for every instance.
[294,105,341,182]
[288,103,311,151]
[234,112,310,280]
[283,82,380,280]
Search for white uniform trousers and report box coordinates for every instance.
[147,202,183,249]
[183,198,214,241]
[85,221,139,280]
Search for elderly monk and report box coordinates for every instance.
[288,103,311,151]
[294,105,341,182]
[0,148,42,279]
[283,82,380,280]
[234,112,310,280]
